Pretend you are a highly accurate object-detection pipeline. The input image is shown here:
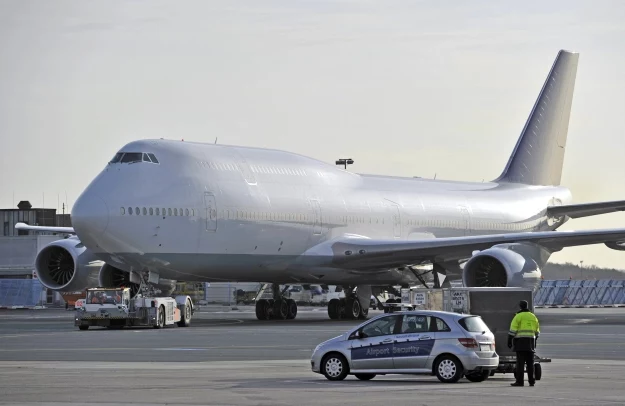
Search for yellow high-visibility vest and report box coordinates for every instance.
[508,311,540,338]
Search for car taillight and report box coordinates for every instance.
[458,338,479,349]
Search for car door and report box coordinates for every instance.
[350,314,401,371]
[392,314,436,370]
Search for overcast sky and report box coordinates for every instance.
[1,0,625,269]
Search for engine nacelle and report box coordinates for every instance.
[462,244,543,290]
[34,237,102,292]
[98,264,176,298]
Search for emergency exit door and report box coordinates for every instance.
[204,192,217,232]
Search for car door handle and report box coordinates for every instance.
[382,338,393,344]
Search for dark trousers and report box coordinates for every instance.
[515,351,535,384]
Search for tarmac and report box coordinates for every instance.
[1,306,624,405]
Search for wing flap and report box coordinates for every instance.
[309,228,625,271]
[547,200,625,219]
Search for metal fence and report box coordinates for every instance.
[0,279,46,308]
[1,279,624,309]
[534,280,625,308]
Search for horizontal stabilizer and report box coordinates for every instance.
[547,200,625,219]
[15,222,75,234]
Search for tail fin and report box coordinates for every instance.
[496,49,579,186]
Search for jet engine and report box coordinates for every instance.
[34,237,102,292]
[98,264,177,298]
[462,244,544,290]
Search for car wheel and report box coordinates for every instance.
[465,370,490,382]
[321,353,349,381]
[354,373,376,381]
[435,355,463,383]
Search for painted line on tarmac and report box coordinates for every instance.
[0,344,308,352]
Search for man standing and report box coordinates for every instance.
[507,300,540,387]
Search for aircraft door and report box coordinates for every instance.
[459,206,470,236]
[311,200,322,235]
[386,200,402,238]
[204,192,217,232]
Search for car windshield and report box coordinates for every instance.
[458,316,489,333]
[87,290,124,305]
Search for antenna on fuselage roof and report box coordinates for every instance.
[214,137,218,144]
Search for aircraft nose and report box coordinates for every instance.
[71,193,109,241]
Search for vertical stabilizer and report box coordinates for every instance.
[496,50,579,186]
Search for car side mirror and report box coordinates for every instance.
[349,330,367,340]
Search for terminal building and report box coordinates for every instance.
[0,200,72,306]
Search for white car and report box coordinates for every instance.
[311,310,498,383]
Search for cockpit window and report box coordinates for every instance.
[110,152,159,165]
[109,152,124,164]
[121,153,143,163]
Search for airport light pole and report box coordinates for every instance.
[335,158,354,170]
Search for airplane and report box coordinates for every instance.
[17,49,625,321]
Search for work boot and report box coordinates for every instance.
[529,382,535,387]
[510,382,524,387]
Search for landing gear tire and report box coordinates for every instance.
[354,373,376,381]
[328,298,340,320]
[286,299,297,319]
[273,298,288,320]
[255,299,272,320]
[465,370,490,382]
[346,298,361,319]
[154,305,165,329]
[177,299,192,327]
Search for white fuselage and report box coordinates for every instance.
[70,139,572,286]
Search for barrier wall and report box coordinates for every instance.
[534,280,625,308]
[0,279,46,308]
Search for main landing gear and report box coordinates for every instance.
[328,285,371,320]
[255,283,298,320]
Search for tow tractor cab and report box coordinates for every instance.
[75,287,194,330]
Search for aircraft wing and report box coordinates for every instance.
[15,222,75,234]
[547,200,625,219]
[305,228,625,271]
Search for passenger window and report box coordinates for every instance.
[148,153,159,163]
[192,209,195,216]
[121,153,143,163]
[135,207,140,216]
[149,208,153,216]
[168,208,172,216]
[432,317,451,332]
[174,208,178,216]
[162,208,166,216]
[360,315,401,338]
[142,207,147,216]
[120,207,125,215]
[400,315,431,334]
[128,207,133,215]
[180,208,183,216]
[185,209,189,216]
[155,208,160,216]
